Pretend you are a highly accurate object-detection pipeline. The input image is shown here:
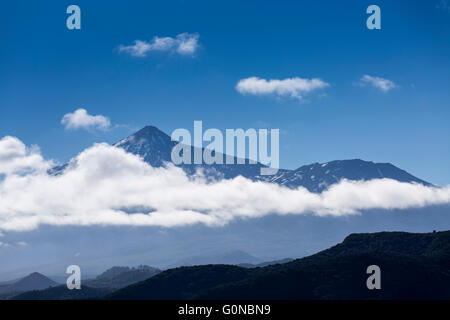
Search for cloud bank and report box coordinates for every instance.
[61,108,111,131]
[236,77,329,100]
[118,33,199,57]
[360,75,397,92]
[0,136,449,232]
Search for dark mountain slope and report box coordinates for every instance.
[12,285,111,300]
[85,265,161,289]
[238,258,294,268]
[105,231,450,300]
[203,231,450,299]
[201,251,450,300]
[314,231,450,263]
[170,250,261,267]
[106,265,251,300]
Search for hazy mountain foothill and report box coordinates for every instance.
[6,231,450,300]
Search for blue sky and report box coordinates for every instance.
[1,0,450,185]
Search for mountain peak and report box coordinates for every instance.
[114,126,175,167]
[135,125,169,137]
[28,272,44,278]
[20,272,52,282]
[7,272,58,293]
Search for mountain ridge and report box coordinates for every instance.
[62,125,433,193]
[104,230,450,300]
[84,265,161,289]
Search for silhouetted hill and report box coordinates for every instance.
[170,250,261,267]
[313,231,450,266]
[238,258,294,268]
[9,265,161,300]
[105,231,450,300]
[12,285,111,300]
[85,265,161,289]
[201,252,450,299]
[0,272,58,298]
[106,265,252,300]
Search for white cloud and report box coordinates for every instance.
[0,136,51,175]
[360,75,397,92]
[61,108,111,131]
[0,136,449,232]
[236,77,329,100]
[175,33,200,54]
[16,241,28,246]
[119,40,152,57]
[118,33,199,57]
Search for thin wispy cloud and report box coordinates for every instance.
[236,77,329,100]
[436,0,450,12]
[0,136,449,232]
[61,108,111,131]
[118,33,200,57]
[0,240,28,249]
[0,241,10,248]
[359,75,397,92]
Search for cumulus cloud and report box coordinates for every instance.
[118,33,199,57]
[0,136,449,232]
[360,75,397,92]
[0,136,51,175]
[236,77,329,100]
[61,108,111,131]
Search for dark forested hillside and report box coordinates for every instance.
[85,265,161,289]
[106,265,252,300]
[12,285,111,300]
[10,231,450,300]
[105,231,450,300]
